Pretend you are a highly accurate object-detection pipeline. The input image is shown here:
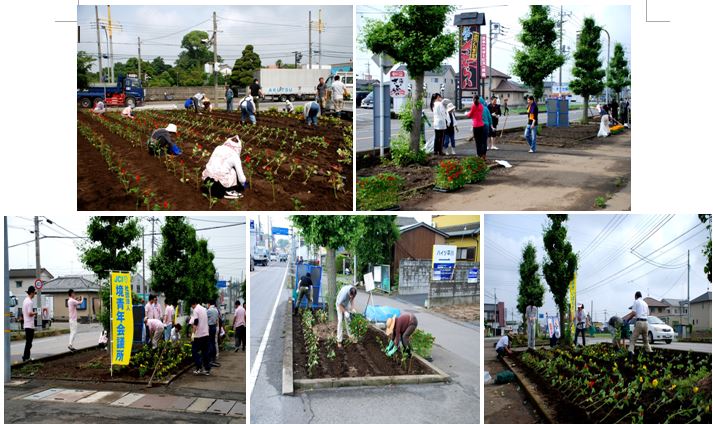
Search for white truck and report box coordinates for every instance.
[256,69,331,102]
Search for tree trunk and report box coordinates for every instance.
[326,248,337,322]
[558,304,568,345]
[410,73,425,152]
[581,95,590,124]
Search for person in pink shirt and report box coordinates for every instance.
[190,299,211,375]
[163,300,175,341]
[233,300,246,352]
[144,294,162,343]
[465,94,487,159]
[144,318,165,349]
[67,289,83,352]
[22,286,38,361]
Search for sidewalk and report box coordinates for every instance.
[10,324,103,363]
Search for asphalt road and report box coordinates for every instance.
[10,323,103,363]
[250,263,481,424]
[356,107,585,153]
[129,100,353,114]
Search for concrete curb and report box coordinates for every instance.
[282,300,294,396]
[288,318,449,392]
[500,355,556,424]
[10,328,71,341]
[11,345,98,369]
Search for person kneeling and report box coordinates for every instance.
[304,100,321,128]
[201,135,248,200]
[148,124,181,156]
[385,313,418,358]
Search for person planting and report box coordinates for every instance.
[303,100,321,128]
[283,100,295,114]
[201,135,248,200]
[144,317,165,349]
[628,291,653,359]
[384,312,419,358]
[170,323,182,342]
[92,100,106,115]
[608,313,633,350]
[335,285,357,348]
[121,104,135,119]
[294,272,314,316]
[148,123,181,156]
[191,92,206,114]
[495,332,512,359]
[239,95,257,125]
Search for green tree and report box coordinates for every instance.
[517,242,545,323]
[79,217,143,330]
[542,215,578,345]
[291,216,358,321]
[606,42,630,101]
[151,56,172,75]
[230,45,262,89]
[569,17,605,123]
[176,30,218,71]
[352,215,400,275]
[77,51,95,89]
[363,5,457,153]
[699,214,712,283]
[511,6,565,100]
[275,59,283,69]
[149,217,218,308]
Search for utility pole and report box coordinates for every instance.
[107,6,115,83]
[5,218,11,382]
[687,250,690,327]
[95,6,104,82]
[34,217,41,323]
[213,11,219,107]
[603,309,607,323]
[601,28,611,104]
[141,224,145,297]
[308,11,312,69]
[318,9,323,69]
[137,37,142,84]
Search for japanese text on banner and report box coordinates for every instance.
[111,272,134,366]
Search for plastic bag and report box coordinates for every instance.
[424,135,435,154]
[365,305,401,323]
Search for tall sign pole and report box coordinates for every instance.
[213,11,219,106]
[34,217,41,321]
[453,12,486,105]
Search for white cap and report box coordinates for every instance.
[166,123,177,133]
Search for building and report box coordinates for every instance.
[644,297,670,317]
[9,268,54,306]
[484,301,506,336]
[690,291,712,333]
[431,215,481,262]
[660,298,689,326]
[392,222,448,279]
[482,65,528,106]
[40,275,102,322]
[392,64,457,103]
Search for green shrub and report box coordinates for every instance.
[434,159,467,191]
[348,313,368,342]
[460,156,490,184]
[294,106,304,114]
[356,173,404,210]
[390,134,428,167]
[411,329,435,358]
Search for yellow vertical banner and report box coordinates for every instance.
[111,272,134,366]
[569,273,577,337]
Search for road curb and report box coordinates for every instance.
[500,355,556,424]
[282,300,294,396]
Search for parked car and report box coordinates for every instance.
[628,316,675,344]
[360,91,374,108]
[253,247,269,266]
[279,253,288,262]
[269,253,278,262]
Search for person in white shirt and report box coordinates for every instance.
[190,300,212,375]
[575,304,589,346]
[92,101,106,115]
[430,93,448,155]
[331,75,346,114]
[163,300,175,341]
[629,291,653,356]
[201,135,248,200]
[22,286,38,361]
[495,332,512,358]
[67,289,83,352]
[121,104,135,119]
[144,318,165,349]
[170,323,182,342]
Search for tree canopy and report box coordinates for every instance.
[363,5,457,152]
[606,42,630,100]
[352,216,400,275]
[512,6,565,99]
[569,17,605,122]
[230,45,262,89]
[77,51,95,89]
[517,241,545,323]
[542,215,578,344]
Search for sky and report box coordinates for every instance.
[484,214,711,324]
[356,4,631,86]
[6,216,246,283]
[77,5,353,72]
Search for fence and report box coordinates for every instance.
[398,259,479,306]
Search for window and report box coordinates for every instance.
[433,77,439,83]
[457,247,475,261]
[15,281,22,288]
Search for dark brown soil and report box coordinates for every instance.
[498,122,606,147]
[13,349,184,383]
[292,315,430,380]
[77,109,352,211]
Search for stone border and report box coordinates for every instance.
[500,356,556,424]
[284,301,449,393]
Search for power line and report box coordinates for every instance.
[142,18,211,41]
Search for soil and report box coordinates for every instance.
[430,304,480,323]
[13,348,189,383]
[497,122,603,148]
[77,109,352,211]
[292,315,430,380]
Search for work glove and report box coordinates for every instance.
[386,343,398,357]
[243,182,250,189]
[344,311,350,321]
[386,340,394,351]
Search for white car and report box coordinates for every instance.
[630,316,675,344]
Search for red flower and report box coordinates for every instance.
[163,201,169,209]
[135,175,141,183]
[245,155,251,163]
[121,168,126,175]
[197,144,203,150]
[180,159,185,165]
[588,380,595,389]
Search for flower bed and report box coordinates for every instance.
[513,344,711,423]
[77,109,352,210]
[356,173,404,210]
[434,159,467,191]
[460,156,490,184]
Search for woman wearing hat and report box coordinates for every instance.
[148,123,181,156]
[385,312,418,357]
[201,135,248,200]
[442,99,458,155]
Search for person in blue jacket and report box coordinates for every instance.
[479,96,493,160]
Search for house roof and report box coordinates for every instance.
[492,79,528,93]
[661,298,687,307]
[394,64,456,77]
[400,222,450,239]
[41,275,101,293]
[644,297,669,308]
[690,291,712,304]
[482,65,510,79]
[9,268,54,279]
[437,222,481,237]
[396,216,418,228]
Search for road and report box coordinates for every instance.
[582,336,712,353]
[125,100,352,116]
[10,323,103,363]
[356,107,585,153]
[250,262,480,424]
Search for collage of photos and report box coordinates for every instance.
[0,2,711,424]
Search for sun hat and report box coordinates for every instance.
[166,123,177,133]
[385,315,397,336]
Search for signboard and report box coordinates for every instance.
[111,272,134,366]
[568,273,577,338]
[547,316,561,338]
[432,245,457,281]
[480,35,487,79]
[467,267,479,283]
[271,227,289,236]
[250,220,255,230]
[364,272,375,292]
[389,70,406,97]
[34,278,43,290]
[216,280,227,288]
[373,266,382,282]
[458,25,481,92]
